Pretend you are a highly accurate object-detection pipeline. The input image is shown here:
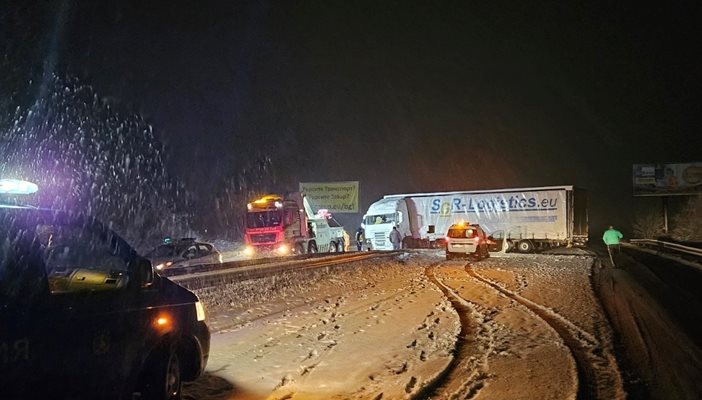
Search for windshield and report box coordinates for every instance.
[447,227,478,238]
[147,244,176,258]
[364,213,396,225]
[0,209,134,300]
[246,211,283,228]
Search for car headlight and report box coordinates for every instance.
[195,301,206,322]
[154,261,173,270]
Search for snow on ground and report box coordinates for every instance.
[184,250,625,399]
[189,253,459,399]
[448,253,624,399]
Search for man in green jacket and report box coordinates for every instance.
[603,225,623,253]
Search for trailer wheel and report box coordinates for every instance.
[517,240,534,253]
[308,242,318,253]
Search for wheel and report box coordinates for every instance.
[518,240,534,253]
[329,241,337,253]
[295,243,305,254]
[308,242,318,253]
[140,346,182,400]
[336,240,344,252]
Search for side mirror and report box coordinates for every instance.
[137,258,155,288]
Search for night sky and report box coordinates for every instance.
[7,1,702,235]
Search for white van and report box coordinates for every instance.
[445,222,490,260]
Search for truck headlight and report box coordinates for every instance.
[195,301,206,322]
[276,244,290,255]
[243,246,255,257]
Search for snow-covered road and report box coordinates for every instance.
[183,250,625,399]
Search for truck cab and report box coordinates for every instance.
[244,193,345,257]
[362,198,408,250]
[0,180,209,399]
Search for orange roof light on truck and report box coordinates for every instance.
[247,195,284,210]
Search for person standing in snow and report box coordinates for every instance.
[603,225,623,267]
[603,225,623,253]
[389,226,402,250]
[355,227,365,251]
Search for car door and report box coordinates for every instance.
[178,244,199,267]
[197,243,218,264]
[477,227,489,253]
[487,230,504,252]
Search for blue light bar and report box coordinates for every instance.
[0,179,39,195]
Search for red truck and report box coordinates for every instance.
[243,193,346,257]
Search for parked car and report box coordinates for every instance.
[0,179,210,400]
[445,222,490,260]
[146,238,223,271]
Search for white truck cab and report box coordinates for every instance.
[361,198,407,250]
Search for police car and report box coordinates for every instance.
[0,180,209,399]
[445,221,490,261]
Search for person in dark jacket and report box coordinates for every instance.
[355,227,365,251]
[389,226,402,250]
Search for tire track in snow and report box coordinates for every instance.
[465,263,617,400]
[417,263,493,399]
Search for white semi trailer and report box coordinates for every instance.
[362,186,588,253]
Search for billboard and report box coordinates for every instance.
[633,163,702,196]
[299,181,359,213]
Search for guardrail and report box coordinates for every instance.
[165,251,397,290]
[625,239,702,259]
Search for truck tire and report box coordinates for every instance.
[296,243,305,254]
[517,240,534,253]
[329,241,337,253]
[139,345,182,400]
[308,242,317,253]
[336,240,344,253]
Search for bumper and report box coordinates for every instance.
[447,243,478,254]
